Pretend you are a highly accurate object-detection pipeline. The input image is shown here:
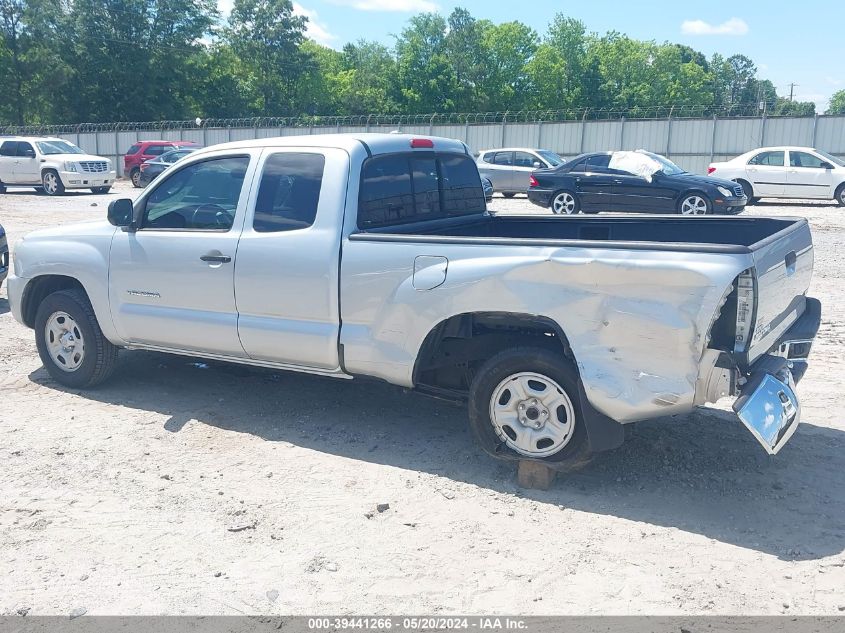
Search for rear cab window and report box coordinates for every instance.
[358,152,485,229]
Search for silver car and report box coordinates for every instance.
[476,147,564,196]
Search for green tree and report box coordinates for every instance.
[227,0,307,116]
[479,20,537,111]
[394,13,457,113]
[827,90,845,115]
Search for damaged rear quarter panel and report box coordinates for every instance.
[340,240,751,423]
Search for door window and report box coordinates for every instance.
[748,151,785,166]
[126,144,141,155]
[145,145,170,156]
[16,142,35,157]
[789,151,826,168]
[492,152,513,166]
[253,152,325,232]
[142,156,249,231]
[513,152,539,168]
[0,141,17,157]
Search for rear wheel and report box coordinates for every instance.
[91,186,111,194]
[835,183,845,207]
[551,190,580,215]
[468,347,590,469]
[678,193,710,215]
[34,289,118,388]
[41,170,65,196]
[130,169,141,188]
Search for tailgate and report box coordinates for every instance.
[745,219,814,364]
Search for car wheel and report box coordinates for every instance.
[41,170,65,196]
[835,183,845,207]
[34,289,119,388]
[736,179,754,203]
[91,186,111,194]
[551,190,580,215]
[468,347,590,469]
[130,169,142,188]
[679,193,710,215]
[502,192,516,198]
[0,182,6,194]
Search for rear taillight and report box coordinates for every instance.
[529,174,539,187]
[707,166,716,174]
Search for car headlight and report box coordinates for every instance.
[64,161,78,172]
[717,186,732,198]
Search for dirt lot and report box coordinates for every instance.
[1,181,844,616]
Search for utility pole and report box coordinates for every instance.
[788,83,798,101]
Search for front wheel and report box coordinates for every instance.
[678,193,710,215]
[91,186,111,194]
[41,170,65,196]
[130,169,142,188]
[34,289,119,388]
[835,183,845,207]
[468,347,590,468]
[550,190,580,215]
[502,192,516,199]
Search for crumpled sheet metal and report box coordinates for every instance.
[608,151,662,182]
[341,242,752,424]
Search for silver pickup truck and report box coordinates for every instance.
[7,134,821,467]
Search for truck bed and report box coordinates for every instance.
[359,214,803,254]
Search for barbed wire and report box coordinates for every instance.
[1,104,837,135]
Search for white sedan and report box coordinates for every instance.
[708,146,845,205]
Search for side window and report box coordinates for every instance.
[253,152,325,233]
[789,152,825,168]
[145,145,167,156]
[493,152,513,166]
[16,142,35,157]
[0,141,17,157]
[568,159,587,173]
[748,151,784,166]
[513,152,538,168]
[126,144,141,155]
[585,154,611,172]
[440,154,486,214]
[359,155,414,227]
[142,156,249,231]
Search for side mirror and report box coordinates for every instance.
[108,198,135,229]
[23,149,36,158]
[820,162,834,170]
[533,161,542,168]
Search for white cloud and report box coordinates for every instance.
[328,0,438,12]
[218,0,234,17]
[293,2,337,46]
[681,17,749,36]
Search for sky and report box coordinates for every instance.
[218,0,844,111]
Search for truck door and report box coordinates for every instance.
[0,141,18,183]
[13,141,40,184]
[108,151,256,356]
[233,148,347,370]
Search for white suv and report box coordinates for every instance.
[708,146,845,206]
[0,136,116,196]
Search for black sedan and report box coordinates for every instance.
[528,150,747,215]
[138,147,201,187]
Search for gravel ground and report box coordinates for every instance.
[1,182,844,616]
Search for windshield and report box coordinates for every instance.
[641,151,685,175]
[537,150,563,167]
[816,150,845,167]
[36,140,84,155]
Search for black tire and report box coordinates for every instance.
[91,186,111,194]
[678,192,711,215]
[736,179,754,202]
[130,169,142,188]
[34,288,119,388]
[502,192,516,198]
[550,189,581,215]
[468,347,591,470]
[835,183,845,207]
[751,197,761,204]
[0,182,6,194]
[41,169,65,196]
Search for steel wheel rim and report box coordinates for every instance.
[132,171,140,186]
[44,311,85,372]
[489,371,576,457]
[552,192,576,214]
[43,173,58,195]
[681,195,707,215]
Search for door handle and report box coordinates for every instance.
[200,253,231,263]
[612,179,624,184]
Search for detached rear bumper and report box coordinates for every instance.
[732,297,821,454]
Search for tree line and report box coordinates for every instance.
[2,0,842,126]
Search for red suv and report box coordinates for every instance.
[124,141,199,187]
